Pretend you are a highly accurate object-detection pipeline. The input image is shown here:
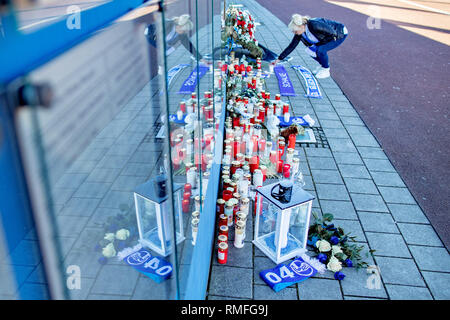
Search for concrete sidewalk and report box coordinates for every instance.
[207,0,450,300]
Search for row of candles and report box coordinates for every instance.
[215,60,302,264]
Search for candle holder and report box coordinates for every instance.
[134,178,185,257]
[253,182,314,264]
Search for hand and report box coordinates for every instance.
[273,59,280,65]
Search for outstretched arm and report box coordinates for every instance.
[179,34,203,60]
[278,34,301,61]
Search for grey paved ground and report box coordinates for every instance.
[207,0,449,301]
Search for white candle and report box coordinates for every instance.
[284,112,290,123]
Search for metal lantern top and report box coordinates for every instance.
[256,182,315,210]
[134,178,183,204]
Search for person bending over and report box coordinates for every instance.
[274,14,348,79]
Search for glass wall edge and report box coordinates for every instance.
[0,0,155,84]
[183,92,226,300]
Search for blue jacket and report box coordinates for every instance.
[279,18,346,60]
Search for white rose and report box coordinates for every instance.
[315,240,331,252]
[115,229,130,241]
[327,256,342,272]
[102,243,116,258]
[332,245,343,256]
[104,233,115,242]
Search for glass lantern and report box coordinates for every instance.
[134,177,185,257]
[253,182,314,264]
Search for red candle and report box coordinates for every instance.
[223,190,233,201]
[233,116,240,128]
[283,104,289,114]
[252,135,259,153]
[260,165,267,181]
[275,94,281,101]
[219,225,229,238]
[249,155,259,173]
[258,139,266,153]
[270,150,278,164]
[278,141,285,157]
[288,134,296,149]
[173,157,181,171]
[180,101,186,113]
[283,163,291,178]
[182,199,190,213]
[183,192,191,201]
[219,213,228,227]
[233,139,240,159]
[218,242,228,264]
[184,183,192,194]
[277,159,284,173]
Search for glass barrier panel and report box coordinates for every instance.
[14,2,183,299]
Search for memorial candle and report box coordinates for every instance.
[182,199,190,213]
[288,134,296,149]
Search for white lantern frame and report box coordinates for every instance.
[134,179,185,257]
[253,182,314,264]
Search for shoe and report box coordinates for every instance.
[312,66,322,75]
[315,67,330,79]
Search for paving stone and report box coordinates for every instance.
[308,157,337,170]
[209,266,253,299]
[316,111,340,121]
[345,125,371,136]
[319,200,358,220]
[253,256,278,286]
[320,120,344,129]
[304,148,333,158]
[374,257,425,286]
[357,147,388,160]
[55,173,88,190]
[64,249,103,278]
[333,152,364,165]
[340,267,388,298]
[87,294,130,300]
[322,127,350,139]
[371,171,406,187]
[422,271,450,300]
[56,216,89,237]
[387,204,428,223]
[298,278,342,300]
[334,219,366,242]
[97,155,132,169]
[350,194,389,212]
[85,168,122,183]
[338,164,371,179]
[316,183,350,201]
[110,175,148,192]
[409,246,450,272]
[358,212,399,233]
[344,296,385,300]
[351,135,380,148]
[132,275,176,300]
[341,116,365,126]
[385,284,432,300]
[74,182,111,199]
[378,187,416,204]
[99,190,134,209]
[208,295,247,300]
[344,178,379,195]
[328,138,357,153]
[212,242,253,268]
[366,232,411,258]
[397,223,443,247]
[254,284,298,300]
[67,277,95,300]
[52,188,77,206]
[90,265,139,296]
[59,197,101,217]
[363,159,396,172]
[311,169,344,184]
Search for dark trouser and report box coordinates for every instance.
[313,34,347,68]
